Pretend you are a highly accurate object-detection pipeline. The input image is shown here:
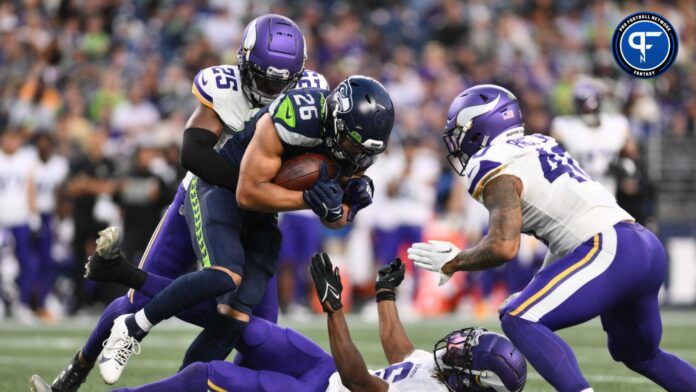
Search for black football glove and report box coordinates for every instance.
[309,252,343,313]
[375,257,406,292]
[342,175,374,222]
[303,163,344,222]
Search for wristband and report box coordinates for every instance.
[376,290,396,302]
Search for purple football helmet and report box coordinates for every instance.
[434,327,527,392]
[443,85,524,175]
[573,82,602,127]
[238,14,307,107]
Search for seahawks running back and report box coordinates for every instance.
[408,84,696,392]
[30,13,320,392]
[95,75,394,385]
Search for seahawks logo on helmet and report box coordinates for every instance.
[335,80,353,113]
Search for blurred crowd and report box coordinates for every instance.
[1,0,694,322]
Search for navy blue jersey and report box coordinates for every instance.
[218,87,331,168]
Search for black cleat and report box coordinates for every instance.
[85,226,146,289]
[43,350,94,392]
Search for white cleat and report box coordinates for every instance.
[28,375,51,392]
[98,314,141,384]
[96,227,122,259]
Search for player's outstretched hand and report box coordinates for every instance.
[303,163,344,222]
[407,240,461,286]
[309,252,343,313]
[375,257,405,292]
[342,175,374,222]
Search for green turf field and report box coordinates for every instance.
[4,310,696,391]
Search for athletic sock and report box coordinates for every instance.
[124,314,148,341]
[501,314,590,392]
[142,268,238,326]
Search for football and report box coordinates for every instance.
[273,153,337,191]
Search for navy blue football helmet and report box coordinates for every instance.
[324,76,394,175]
[434,327,527,392]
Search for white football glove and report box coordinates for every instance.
[407,240,460,286]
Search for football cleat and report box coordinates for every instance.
[29,375,51,392]
[32,350,94,392]
[98,315,142,384]
[95,226,121,259]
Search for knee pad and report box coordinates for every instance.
[500,313,525,335]
[192,268,239,295]
[210,311,249,347]
[621,349,660,371]
[242,317,273,347]
[182,361,209,377]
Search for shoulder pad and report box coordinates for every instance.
[296,70,330,90]
[192,65,242,109]
[268,89,327,147]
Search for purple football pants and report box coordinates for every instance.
[81,186,280,363]
[500,222,696,392]
[111,316,336,392]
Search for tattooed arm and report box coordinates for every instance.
[442,175,523,274]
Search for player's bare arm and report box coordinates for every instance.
[375,258,415,364]
[236,113,307,212]
[181,103,240,190]
[443,175,522,274]
[237,113,351,227]
[310,253,389,392]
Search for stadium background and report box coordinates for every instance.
[1,0,696,391]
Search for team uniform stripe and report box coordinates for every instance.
[207,379,227,392]
[520,229,617,322]
[189,177,212,267]
[467,160,502,195]
[128,212,167,303]
[472,165,507,199]
[509,234,601,317]
[192,75,214,109]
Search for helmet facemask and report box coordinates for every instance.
[443,124,487,176]
[325,98,384,175]
[239,56,302,107]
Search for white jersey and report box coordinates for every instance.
[185,66,328,188]
[550,113,629,194]
[327,350,447,392]
[0,147,37,226]
[464,134,633,257]
[34,154,69,213]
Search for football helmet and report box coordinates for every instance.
[324,75,394,175]
[443,84,524,175]
[238,14,307,107]
[573,82,602,127]
[434,327,527,392]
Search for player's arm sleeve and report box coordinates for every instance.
[181,127,238,190]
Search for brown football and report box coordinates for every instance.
[273,153,338,191]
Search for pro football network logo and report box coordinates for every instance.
[612,12,678,78]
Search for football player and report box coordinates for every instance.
[95,74,393,384]
[550,81,636,195]
[407,84,696,391]
[31,14,320,392]
[67,255,526,392]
